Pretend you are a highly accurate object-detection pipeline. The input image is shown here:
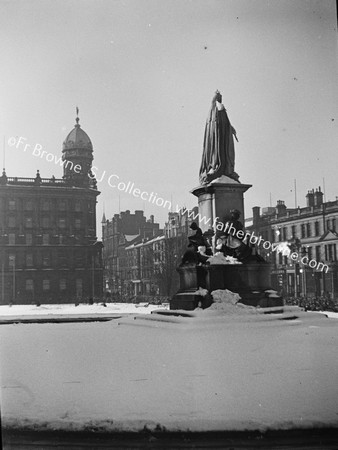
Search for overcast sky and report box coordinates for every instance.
[1,0,337,232]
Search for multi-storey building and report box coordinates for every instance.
[122,206,199,299]
[0,114,103,304]
[102,206,199,300]
[125,235,166,298]
[246,187,338,299]
[102,210,161,299]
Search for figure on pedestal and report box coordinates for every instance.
[180,222,210,266]
[199,90,239,185]
[188,222,205,248]
[216,209,252,262]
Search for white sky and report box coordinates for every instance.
[1,0,337,231]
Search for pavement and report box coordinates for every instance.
[3,428,338,449]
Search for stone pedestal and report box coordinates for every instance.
[170,263,283,310]
[190,176,252,232]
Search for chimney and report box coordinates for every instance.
[276,200,287,216]
[252,206,260,228]
[306,189,314,207]
[314,187,323,207]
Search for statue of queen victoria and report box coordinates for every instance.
[199,90,239,185]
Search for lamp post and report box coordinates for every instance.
[289,236,301,297]
[91,254,95,300]
[1,259,4,304]
[9,254,15,304]
[300,247,307,297]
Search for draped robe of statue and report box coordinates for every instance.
[199,92,238,185]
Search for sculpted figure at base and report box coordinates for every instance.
[199,90,239,185]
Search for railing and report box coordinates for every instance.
[6,177,65,186]
[3,176,97,188]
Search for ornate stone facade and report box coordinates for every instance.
[0,116,103,304]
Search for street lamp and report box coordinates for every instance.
[288,236,301,297]
[9,254,15,304]
[91,254,95,300]
[300,246,308,297]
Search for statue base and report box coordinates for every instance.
[170,263,284,310]
[191,177,252,233]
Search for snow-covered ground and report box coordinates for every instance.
[0,302,169,320]
[1,301,338,434]
[0,301,337,320]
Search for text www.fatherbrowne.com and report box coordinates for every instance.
[8,136,328,273]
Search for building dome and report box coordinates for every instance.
[61,110,95,188]
[62,118,93,151]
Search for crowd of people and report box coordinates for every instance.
[285,295,338,312]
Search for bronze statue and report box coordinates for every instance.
[199,91,239,185]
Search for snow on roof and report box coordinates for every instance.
[142,235,165,245]
[125,234,140,242]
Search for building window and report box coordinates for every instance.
[9,200,16,211]
[26,279,34,291]
[326,244,337,262]
[315,221,320,236]
[301,224,306,239]
[307,247,312,260]
[282,227,287,241]
[59,201,66,211]
[58,251,67,267]
[42,279,50,291]
[315,246,321,262]
[26,253,33,267]
[291,225,296,237]
[42,234,49,245]
[76,278,83,297]
[60,279,67,291]
[42,217,50,228]
[8,234,15,245]
[25,217,33,228]
[25,201,33,211]
[8,216,15,228]
[42,201,50,211]
[26,234,33,245]
[75,219,81,229]
[8,254,15,267]
[326,219,331,231]
[42,253,50,267]
[278,253,282,265]
[306,223,311,237]
[75,252,83,267]
[75,201,81,212]
[58,218,66,229]
[332,219,336,232]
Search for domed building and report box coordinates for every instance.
[62,114,95,187]
[0,111,103,304]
